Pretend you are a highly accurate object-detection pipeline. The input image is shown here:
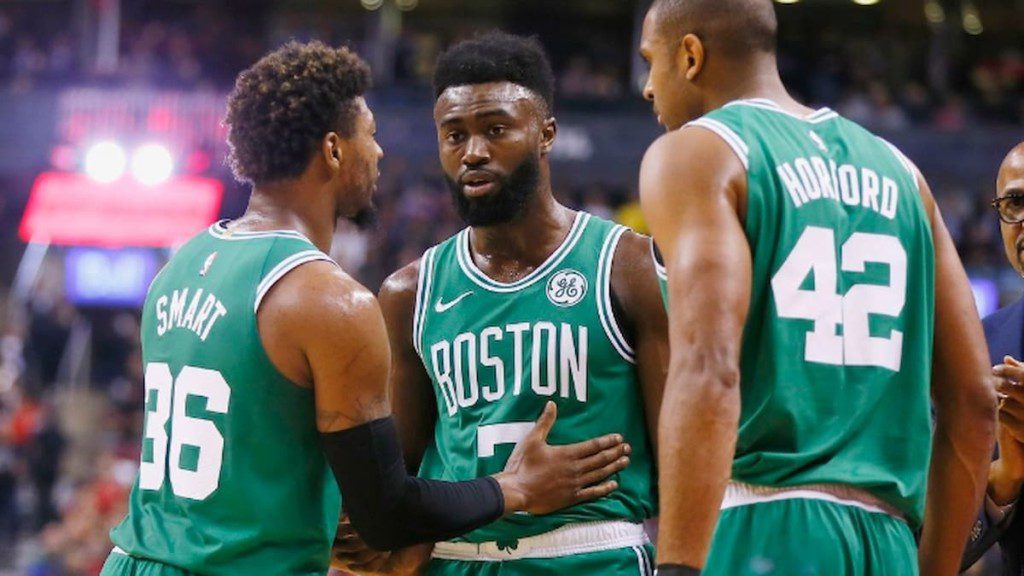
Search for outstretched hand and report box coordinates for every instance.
[494,401,632,515]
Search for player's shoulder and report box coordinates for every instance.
[610,229,659,289]
[264,259,379,328]
[612,228,652,265]
[641,124,747,200]
[380,258,423,304]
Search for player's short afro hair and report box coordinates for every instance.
[224,41,371,185]
[432,31,555,114]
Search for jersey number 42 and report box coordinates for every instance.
[771,226,907,372]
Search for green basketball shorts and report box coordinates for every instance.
[425,520,654,576]
[703,483,917,576]
[99,548,194,576]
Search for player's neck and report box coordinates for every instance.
[234,185,336,253]
[468,192,575,271]
[705,61,811,117]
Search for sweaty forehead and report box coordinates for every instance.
[434,82,544,122]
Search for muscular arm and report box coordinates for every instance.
[379,261,438,472]
[916,172,998,575]
[638,128,751,568]
[258,261,631,552]
[610,231,669,454]
[258,262,501,549]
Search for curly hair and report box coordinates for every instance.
[432,31,555,114]
[224,41,371,185]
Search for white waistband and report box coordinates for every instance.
[722,481,906,521]
[431,520,649,561]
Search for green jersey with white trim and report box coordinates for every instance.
[109,221,341,575]
[654,99,934,528]
[415,212,657,543]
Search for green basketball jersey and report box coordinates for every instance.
[655,99,935,528]
[414,212,657,543]
[109,222,341,575]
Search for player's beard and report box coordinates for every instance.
[349,203,378,230]
[445,154,540,226]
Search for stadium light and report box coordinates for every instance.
[961,2,983,35]
[361,0,383,10]
[84,141,127,183]
[775,0,800,3]
[924,0,946,24]
[852,0,881,5]
[131,144,174,186]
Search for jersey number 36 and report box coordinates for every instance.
[139,363,231,500]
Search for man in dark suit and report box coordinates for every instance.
[962,142,1024,575]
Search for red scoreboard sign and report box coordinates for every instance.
[19,172,223,248]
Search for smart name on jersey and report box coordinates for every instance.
[153,288,228,342]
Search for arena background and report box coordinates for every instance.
[0,0,1020,574]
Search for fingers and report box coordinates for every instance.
[529,401,558,442]
[562,432,626,459]
[993,363,1024,383]
[999,398,1024,442]
[333,534,372,554]
[332,545,389,573]
[577,454,631,486]
[997,377,1024,398]
[575,441,631,473]
[1005,355,1023,367]
[572,478,620,503]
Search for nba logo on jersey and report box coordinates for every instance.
[809,130,828,154]
[546,269,587,307]
[200,252,218,277]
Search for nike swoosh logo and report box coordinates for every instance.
[435,291,474,313]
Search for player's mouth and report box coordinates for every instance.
[460,171,499,198]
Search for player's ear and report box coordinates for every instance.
[540,117,557,155]
[679,33,705,81]
[323,132,343,171]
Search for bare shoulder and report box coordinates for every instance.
[613,230,654,270]
[610,230,663,319]
[379,258,422,307]
[262,260,382,336]
[257,260,386,387]
[641,125,725,166]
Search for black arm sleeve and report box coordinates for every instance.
[320,417,505,551]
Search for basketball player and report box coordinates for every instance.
[100,41,632,576]
[637,1,997,575]
[366,32,668,576]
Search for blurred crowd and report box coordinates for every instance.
[0,4,1022,125]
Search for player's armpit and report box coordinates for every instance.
[380,260,438,471]
[610,231,669,454]
[638,127,750,568]
[915,171,998,576]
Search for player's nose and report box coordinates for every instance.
[642,81,654,103]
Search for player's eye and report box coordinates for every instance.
[446,131,465,144]
[488,125,506,137]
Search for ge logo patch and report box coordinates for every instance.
[546,269,587,307]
